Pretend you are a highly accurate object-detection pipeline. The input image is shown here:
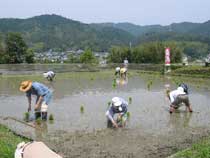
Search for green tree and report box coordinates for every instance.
[108,46,132,63]
[108,46,121,63]
[164,41,183,63]
[108,41,183,64]
[0,34,5,63]
[66,54,80,63]
[5,32,27,63]
[31,42,45,52]
[25,48,35,63]
[182,42,208,59]
[80,49,97,63]
[0,33,10,64]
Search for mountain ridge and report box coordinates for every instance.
[0,14,210,51]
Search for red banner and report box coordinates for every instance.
[165,48,170,66]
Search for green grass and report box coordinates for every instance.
[0,124,29,158]
[173,137,210,158]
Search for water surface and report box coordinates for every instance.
[1,66,210,157]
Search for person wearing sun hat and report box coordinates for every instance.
[19,80,52,120]
[120,67,127,79]
[169,86,193,114]
[106,97,128,128]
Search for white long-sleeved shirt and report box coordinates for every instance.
[43,71,55,78]
[169,89,186,103]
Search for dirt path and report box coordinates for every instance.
[45,127,210,158]
[1,117,210,158]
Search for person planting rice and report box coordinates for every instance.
[106,97,128,128]
[43,71,55,81]
[169,86,193,114]
[19,80,53,120]
[115,67,121,76]
[120,67,127,78]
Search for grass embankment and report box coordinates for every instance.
[171,65,210,78]
[170,137,210,158]
[0,124,29,158]
[134,65,210,78]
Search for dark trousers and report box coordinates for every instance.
[35,112,48,120]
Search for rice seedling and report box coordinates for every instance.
[112,79,116,88]
[36,118,42,125]
[49,114,54,121]
[127,112,131,118]
[80,105,84,113]
[128,97,132,104]
[23,112,30,122]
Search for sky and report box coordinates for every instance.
[0,0,210,26]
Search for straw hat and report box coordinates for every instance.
[19,80,32,92]
[22,142,62,158]
[120,68,127,74]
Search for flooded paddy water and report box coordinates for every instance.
[0,64,210,157]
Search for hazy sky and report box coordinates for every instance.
[0,0,210,25]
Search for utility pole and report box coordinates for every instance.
[129,42,132,49]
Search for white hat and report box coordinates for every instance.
[177,87,184,92]
[116,67,120,71]
[177,87,185,94]
[112,97,122,107]
[112,97,120,104]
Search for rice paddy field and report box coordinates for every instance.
[1,64,210,158]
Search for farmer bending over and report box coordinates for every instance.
[43,71,55,81]
[120,67,127,79]
[169,87,193,114]
[115,67,121,76]
[106,97,128,128]
[19,80,52,120]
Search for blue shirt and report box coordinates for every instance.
[106,98,128,122]
[26,82,50,98]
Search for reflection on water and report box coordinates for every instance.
[0,70,210,138]
[168,112,193,129]
[116,77,128,86]
[34,121,48,141]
